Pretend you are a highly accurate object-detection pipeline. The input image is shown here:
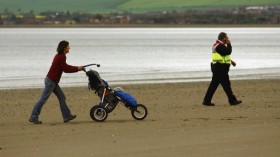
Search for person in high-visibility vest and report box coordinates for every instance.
[202,32,242,106]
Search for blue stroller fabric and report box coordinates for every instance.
[115,91,137,106]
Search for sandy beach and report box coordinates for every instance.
[1,79,280,157]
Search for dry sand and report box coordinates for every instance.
[1,79,280,157]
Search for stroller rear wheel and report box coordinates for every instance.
[131,104,148,120]
[90,105,108,122]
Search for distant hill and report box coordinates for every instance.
[118,0,280,12]
[1,0,279,14]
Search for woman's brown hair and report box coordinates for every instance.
[57,40,69,55]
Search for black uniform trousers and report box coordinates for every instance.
[203,63,237,103]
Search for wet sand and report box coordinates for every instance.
[1,79,280,157]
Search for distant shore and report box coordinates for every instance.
[1,24,280,28]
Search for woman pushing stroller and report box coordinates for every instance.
[29,40,84,124]
[29,40,147,124]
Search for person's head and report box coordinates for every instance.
[57,40,70,55]
[218,32,228,43]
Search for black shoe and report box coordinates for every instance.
[29,118,42,124]
[202,102,215,106]
[230,100,242,105]
[64,115,76,123]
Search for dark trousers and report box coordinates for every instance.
[203,63,237,103]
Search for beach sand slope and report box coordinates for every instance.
[1,79,280,157]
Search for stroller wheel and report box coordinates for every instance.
[131,104,148,120]
[90,105,108,122]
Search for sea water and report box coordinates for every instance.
[0,28,280,89]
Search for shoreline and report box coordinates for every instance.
[0,76,279,91]
[1,24,280,28]
[1,71,279,90]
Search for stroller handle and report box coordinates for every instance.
[82,63,100,72]
[83,64,100,68]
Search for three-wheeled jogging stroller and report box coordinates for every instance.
[83,64,148,122]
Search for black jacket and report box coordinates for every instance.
[215,40,232,56]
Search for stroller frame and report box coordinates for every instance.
[83,64,148,122]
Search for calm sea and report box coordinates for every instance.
[0,28,280,89]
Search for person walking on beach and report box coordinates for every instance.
[29,40,84,124]
[202,32,242,106]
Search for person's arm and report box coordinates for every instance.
[60,56,83,73]
[216,43,232,56]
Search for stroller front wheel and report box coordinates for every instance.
[90,105,108,122]
[131,104,148,120]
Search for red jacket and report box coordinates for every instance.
[47,53,78,83]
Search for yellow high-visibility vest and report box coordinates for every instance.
[212,41,231,64]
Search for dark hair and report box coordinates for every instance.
[218,32,227,40]
[57,40,69,55]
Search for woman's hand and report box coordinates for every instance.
[77,66,85,71]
